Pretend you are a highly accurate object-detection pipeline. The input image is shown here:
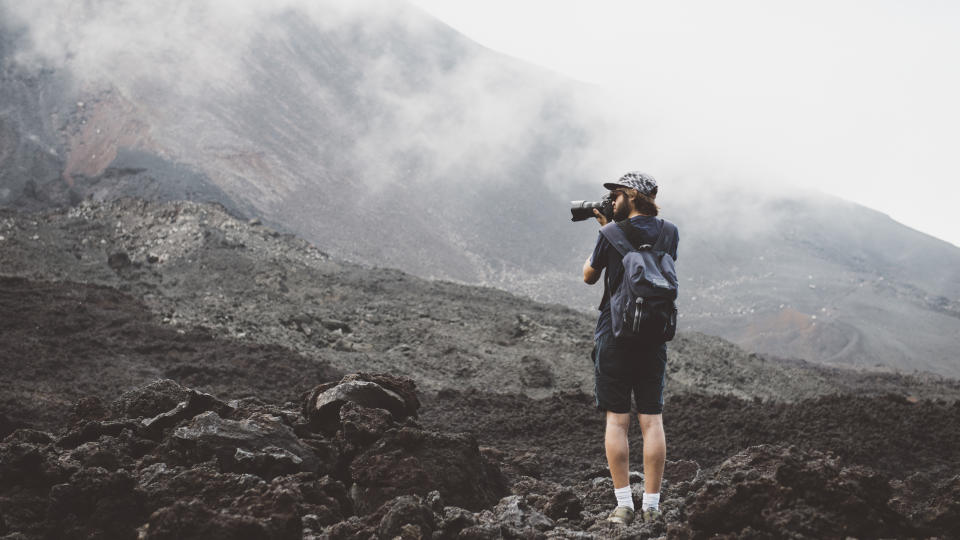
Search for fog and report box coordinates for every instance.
[3,0,958,376]
[1,0,598,196]
[2,0,958,250]
[412,0,960,248]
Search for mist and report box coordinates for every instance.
[1,0,863,244]
[2,0,958,377]
[410,0,960,249]
[3,0,602,195]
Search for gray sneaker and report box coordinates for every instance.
[641,507,662,522]
[607,506,635,525]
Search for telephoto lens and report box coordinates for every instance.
[570,197,613,222]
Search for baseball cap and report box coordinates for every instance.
[603,171,658,198]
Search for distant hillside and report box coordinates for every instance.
[1,0,958,376]
[4,197,960,540]
[2,198,958,407]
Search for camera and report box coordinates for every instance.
[570,194,614,222]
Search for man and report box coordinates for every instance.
[582,171,679,526]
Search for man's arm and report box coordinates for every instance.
[583,256,601,284]
[583,208,608,284]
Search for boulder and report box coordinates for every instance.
[303,378,411,433]
[143,499,270,540]
[487,495,554,532]
[664,459,701,485]
[349,427,507,512]
[0,433,66,489]
[682,444,909,539]
[375,495,436,539]
[438,506,478,537]
[46,467,148,540]
[168,411,321,479]
[543,488,582,521]
[111,379,196,419]
[339,402,394,447]
[520,355,554,388]
[141,390,234,438]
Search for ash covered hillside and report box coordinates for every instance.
[2,198,960,538]
[1,0,958,377]
[3,198,958,419]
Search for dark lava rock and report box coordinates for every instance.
[0,413,30,440]
[350,426,507,512]
[339,401,394,447]
[3,374,959,539]
[0,431,66,489]
[375,494,437,539]
[892,472,960,536]
[46,467,148,540]
[543,488,583,521]
[112,379,196,419]
[520,355,554,388]
[438,506,479,537]
[144,499,270,540]
[485,495,554,531]
[664,459,701,485]
[165,411,321,479]
[107,251,132,271]
[677,444,911,539]
[69,396,110,424]
[303,374,419,433]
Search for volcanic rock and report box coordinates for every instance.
[520,355,554,388]
[543,488,583,521]
[485,495,555,531]
[143,499,269,540]
[46,467,148,540]
[349,427,507,513]
[111,379,211,418]
[302,373,420,434]
[2,198,960,538]
[166,411,320,479]
[374,494,437,539]
[677,444,911,539]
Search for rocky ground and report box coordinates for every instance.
[2,198,959,538]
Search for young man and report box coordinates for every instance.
[581,171,679,526]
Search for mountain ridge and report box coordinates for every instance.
[1,0,958,376]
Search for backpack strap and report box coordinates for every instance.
[599,218,672,293]
[599,220,638,257]
[653,220,677,258]
[600,218,672,255]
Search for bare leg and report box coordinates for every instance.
[638,413,665,493]
[605,411,632,488]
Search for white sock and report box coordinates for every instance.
[642,492,660,511]
[614,486,634,510]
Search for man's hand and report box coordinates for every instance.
[593,208,609,227]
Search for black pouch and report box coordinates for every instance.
[625,297,677,343]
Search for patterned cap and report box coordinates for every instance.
[603,171,658,198]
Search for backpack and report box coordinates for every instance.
[600,218,679,342]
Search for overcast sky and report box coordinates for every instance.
[410,0,960,248]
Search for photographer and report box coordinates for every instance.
[581,171,679,525]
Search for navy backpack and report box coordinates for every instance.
[600,218,679,342]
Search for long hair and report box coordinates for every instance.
[626,189,659,216]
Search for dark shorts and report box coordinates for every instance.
[592,332,667,414]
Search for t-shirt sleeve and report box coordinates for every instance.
[590,232,609,270]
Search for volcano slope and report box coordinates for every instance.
[1,198,959,538]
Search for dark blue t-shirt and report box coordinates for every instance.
[590,215,679,340]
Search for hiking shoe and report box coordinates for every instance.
[607,506,635,525]
[642,507,662,522]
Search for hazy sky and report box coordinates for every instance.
[410,0,960,248]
